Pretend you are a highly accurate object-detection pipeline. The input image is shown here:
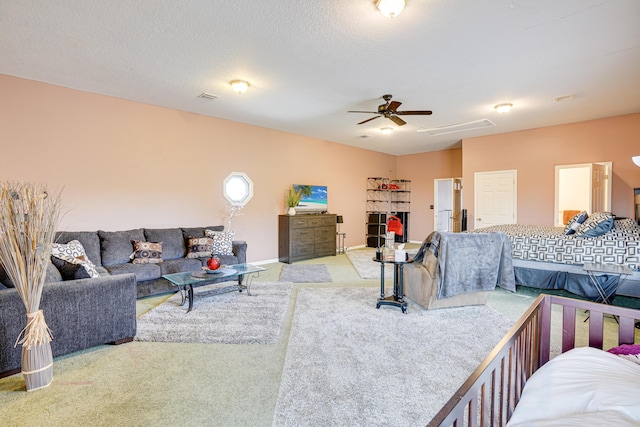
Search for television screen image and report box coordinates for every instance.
[293,184,328,213]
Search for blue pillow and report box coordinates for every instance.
[575,212,614,238]
[564,211,588,235]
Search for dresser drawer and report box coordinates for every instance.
[290,218,309,229]
[315,241,335,256]
[292,228,315,243]
[292,243,314,258]
[315,226,335,243]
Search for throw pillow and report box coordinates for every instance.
[607,344,640,365]
[51,240,100,279]
[130,240,163,264]
[186,237,214,258]
[564,211,588,235]
[575,211,615,238]
[205,229,235,256]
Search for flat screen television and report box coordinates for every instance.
[293,184,328,213]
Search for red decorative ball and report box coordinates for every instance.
[207,256,221,270]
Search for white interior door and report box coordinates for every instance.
[434,179,453,232]
[591,163,609,213]
[474,170,517,229]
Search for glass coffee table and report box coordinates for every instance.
[162,263,266,312]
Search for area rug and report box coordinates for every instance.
[273,287,514,426]
[135,281,292,344]
[279,263,332,283]
[345,248,393,279]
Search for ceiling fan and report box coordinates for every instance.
[348,94,432,126]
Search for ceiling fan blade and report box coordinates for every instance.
[389,115,406,126]
[348,110,379,114]
[395,110,433,116]
[357,116,381,125]
[387,101,402,112]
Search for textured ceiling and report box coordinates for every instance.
[1,0,640,155]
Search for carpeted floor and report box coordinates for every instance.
[136,281,293,344]
[279,263,332,283]
[273,286,513,426]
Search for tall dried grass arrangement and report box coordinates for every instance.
[0,182,62,391]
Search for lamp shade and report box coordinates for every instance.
[633,156,640,167]
[336,215,344,224]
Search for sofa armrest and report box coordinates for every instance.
[232,240,247,264]
[0,273,137,377]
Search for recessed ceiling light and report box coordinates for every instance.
[494,103,513,113]
[229,80,250,94]
[380,127,394,135]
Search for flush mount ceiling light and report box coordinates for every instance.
[494,103,513,113]
[633,156,640,167]
[376,0,406,18]
[229,80,250,94]
[380,127,394,135]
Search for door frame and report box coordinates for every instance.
[554,162,612,226]
[473,169,517,229]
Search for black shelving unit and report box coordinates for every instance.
[366,177,410,247]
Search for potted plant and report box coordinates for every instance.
[286,186,302,215]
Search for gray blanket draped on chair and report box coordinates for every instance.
[412,231,516,298]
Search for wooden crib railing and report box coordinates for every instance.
[427,294,640,427]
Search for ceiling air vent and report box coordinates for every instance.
[198,92,218,100]
[418,119,495,136]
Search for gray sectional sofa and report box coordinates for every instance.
[0,225,247,377]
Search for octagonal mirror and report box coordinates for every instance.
[223,172,253,207]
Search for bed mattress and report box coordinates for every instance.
[472,222,640,270]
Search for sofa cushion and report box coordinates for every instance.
[159,258,202,275]
[98,228,145,266]
[205,229,235,256]
[51,240,101,279]
[55,231,102,267]
[186,237,214,258]
[130,240,163,264]
[45,261,63,283]
[104,263,161,282]
[181,226,224,242]
[143,228,185,260]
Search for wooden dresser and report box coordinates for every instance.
[278,214,336,263]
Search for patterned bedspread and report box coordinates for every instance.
[471,220,640,271]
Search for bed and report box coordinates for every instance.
[471,215,640,298]
[427,294,640,426]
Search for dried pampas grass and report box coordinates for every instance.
[0,182,62,391]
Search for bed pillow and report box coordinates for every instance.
[186,237,214,258]
[607,344,640,366]
[130,240,163,264]
[564,211,588,235]
[51,240,100,279]
[575,211,615,237]
[204,229,235,256]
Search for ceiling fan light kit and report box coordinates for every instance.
[376,0,406,18]
[230,80,250,94]
[632,156,640,167]
[495,103,513,113]
[380,127,393,135]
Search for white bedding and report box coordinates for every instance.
[507,346,640,426]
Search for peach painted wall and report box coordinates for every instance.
[0,74,398,262]
[396,149,462,241]
[462,114,640,228]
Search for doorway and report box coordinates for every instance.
[554,162,612,226]
[474,170,517,229]
[434,178,462,232]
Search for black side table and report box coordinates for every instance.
[373,257,411,313]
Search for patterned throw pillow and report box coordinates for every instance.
[608,344,640,366]
[186,237,214,258]
[51,240,100,279]
[564,211,588,235]
[575,211,615,238]
[130,240,163,264]
[205,229,235,256]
